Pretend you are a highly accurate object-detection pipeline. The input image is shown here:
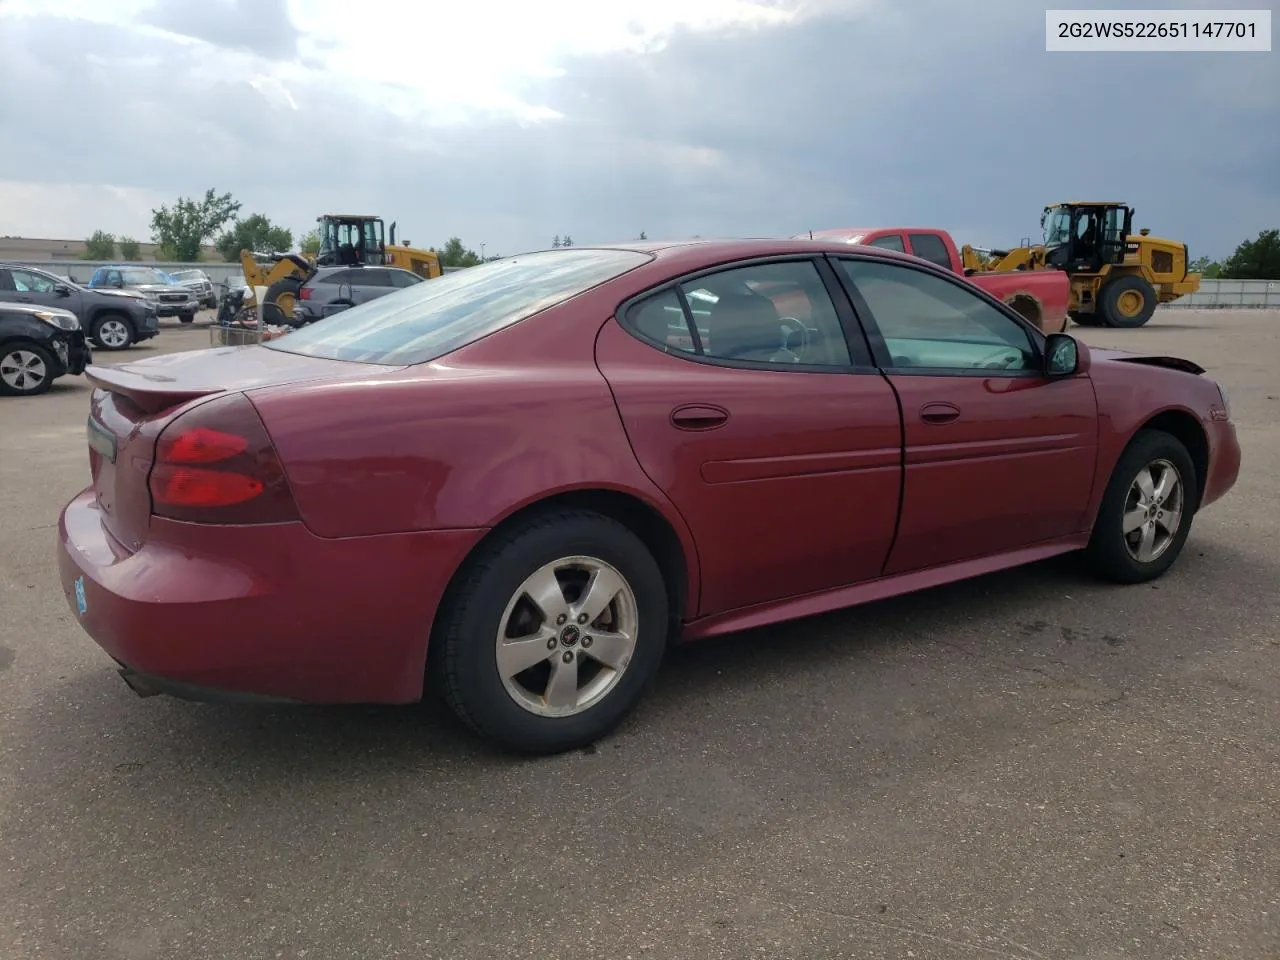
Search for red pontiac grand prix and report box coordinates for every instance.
[57,239,1241,754]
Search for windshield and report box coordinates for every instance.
[1043,208,1072,246]
[266,248,652,365]
[170,270,201,282]
[119,268,168,285]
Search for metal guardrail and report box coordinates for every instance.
[1165,279,1280,309]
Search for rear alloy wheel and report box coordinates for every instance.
[0,343,55,397]
[91,314,135,350]
[432,510,669,754]
[1083,429,1198,584]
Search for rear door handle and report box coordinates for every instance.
[920,401,960,424]
[671,404,729,430]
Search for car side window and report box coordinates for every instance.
[676,261,852,367]
[868,235,905,253]
[837,258,1036,373]
[0,270,14,292]
[11,270,56,293]
[388,270,422,288]
[320,270,352,285]
[627,289,698,354]
[362,270,394,287]
[907,233,952,269]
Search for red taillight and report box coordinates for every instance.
[148,393,299,524]
[299,287,313,300]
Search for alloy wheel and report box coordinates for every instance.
[1123,458,1184,563]
[495,556,639,718]
[98,319,130,348]
[0,349,48,393]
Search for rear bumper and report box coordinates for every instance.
[57,490,486,704]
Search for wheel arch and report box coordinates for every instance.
[1132,408,1210,511]
[433,485,700,647]
[499,486,695,624]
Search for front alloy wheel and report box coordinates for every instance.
[0,345,54,396]
[1084,428,1199,584]
[93,316,134,350]
[1122,458,1184,564]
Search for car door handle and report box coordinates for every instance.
[919,401,960,424]
[670,404,729,430]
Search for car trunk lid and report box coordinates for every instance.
[84,345,395,551]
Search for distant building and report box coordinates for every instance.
[0,236,227,262]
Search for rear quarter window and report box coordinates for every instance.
[267,248,652,365]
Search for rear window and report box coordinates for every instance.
[266,248,652,365]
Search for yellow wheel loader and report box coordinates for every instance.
[239,214,443,326]
[960,202,1200,328]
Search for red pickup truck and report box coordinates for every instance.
[798,227,1070,334]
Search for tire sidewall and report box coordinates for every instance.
[443,515,669,753]
[1090,430,1199,582]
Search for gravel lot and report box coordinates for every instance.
[2,310,1277,960]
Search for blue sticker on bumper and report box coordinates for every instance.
[74,576,87,616]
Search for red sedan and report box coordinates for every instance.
[57,239,1241,754]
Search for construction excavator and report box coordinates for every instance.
[960,202,1200,328]
[239,214,443,325]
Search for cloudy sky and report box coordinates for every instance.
[0,0,1275,260]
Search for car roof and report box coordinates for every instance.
[537,237,934,274]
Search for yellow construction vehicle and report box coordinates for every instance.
[960,202,1200,328]
[239,214,442,325]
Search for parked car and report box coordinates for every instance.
[87,265,199,324]
[0,262,159,351]
[289,264,425,326]
[798,226,1071,333]
[0,301,91,396]
[167,268,218,309]
[57,239,1240,755]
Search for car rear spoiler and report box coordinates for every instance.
[85,365,222,415]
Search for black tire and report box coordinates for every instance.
[1069,311,1101,327]
[262,277,304,326]
[0,341,56,397]
[179,311,196,324]
[431,510,669,754]
[1083,429,1199,584]
[1099,275,1158,328]
[89,312,135,350]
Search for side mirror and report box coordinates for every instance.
[54,283,72,296]
[1044,333,1090,377]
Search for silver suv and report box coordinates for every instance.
[87,265,199,323]
[167,269,217,309]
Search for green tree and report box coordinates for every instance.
[1219,229,1280,280]
[562,234,574,247]
[437,236,482,268]
[82,230,115,260]
[551,235,562,248]
[299,228,320,257]
[214,213,293,263]
[118,237,141,261]
[1189,255,1221,279]
[638,230,647,240]
[150,188,241,262]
